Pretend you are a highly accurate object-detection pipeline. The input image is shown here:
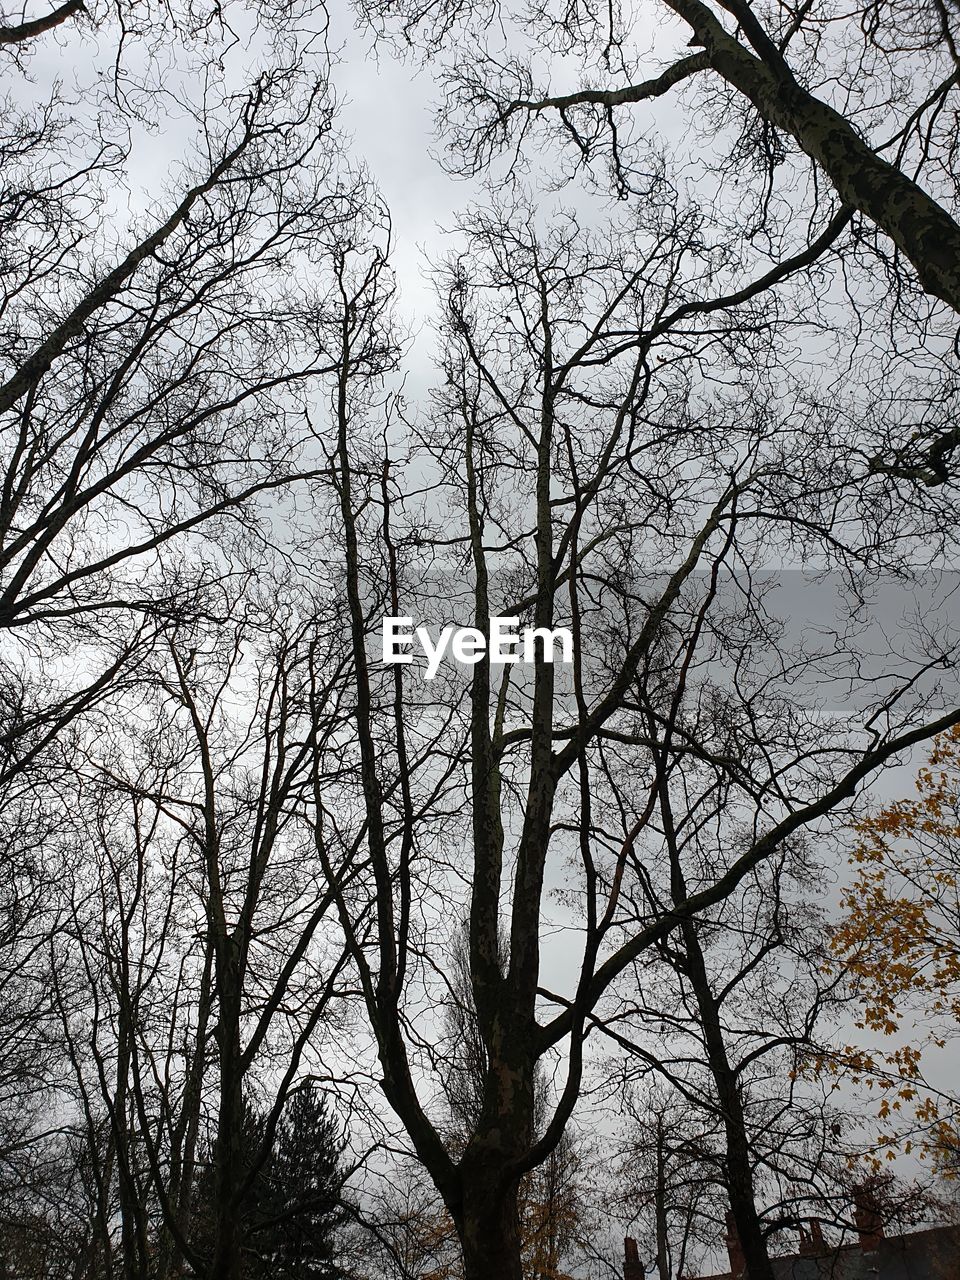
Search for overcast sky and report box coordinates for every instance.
[13,9,960,1271]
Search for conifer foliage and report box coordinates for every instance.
[193,1087,349,1280]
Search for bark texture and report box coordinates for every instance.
[665,0,960,314]
[455,1160,524,1280]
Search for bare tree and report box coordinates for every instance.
[614,1089,726,1280]
[1,17,396,1263]
[33,208,398,1280]
[6,5,960,1280]
[0,0,391,793]
[315,198,960,1278]
[45,603,361,1280]
[605,839,855,1278]
[363,0,960,485]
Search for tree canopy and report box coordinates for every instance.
[2,0,960,1277]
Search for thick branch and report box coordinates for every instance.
[0,0,82,43]
[663,0,960,314]
[0,109,258,418]
[501,52,709,119]
[538,703,960,1053]
[514,0,960,314]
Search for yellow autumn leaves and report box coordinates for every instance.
[828,724,960,1173]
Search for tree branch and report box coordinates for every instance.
[0,0,83,44]
[501,52,709,120]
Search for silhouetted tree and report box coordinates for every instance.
[193,1087,349,1280]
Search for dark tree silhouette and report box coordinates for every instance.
[193,1088,349,1280]
[257,1087,350,1280]
[319,201,960,1279]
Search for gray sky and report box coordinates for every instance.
[12,8,960,1273]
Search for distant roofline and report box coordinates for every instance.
[683,1219,960,1280]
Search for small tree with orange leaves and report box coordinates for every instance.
[831,724,960,1169]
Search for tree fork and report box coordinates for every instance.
[665,0,960,314]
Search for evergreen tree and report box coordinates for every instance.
[256,1087,349,1280]
[193,1087,348,1280]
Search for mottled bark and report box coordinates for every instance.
[455,1158,524,1280]
[654,1119,671,1280]
[664,0,960,314]
[208,940,244,1280]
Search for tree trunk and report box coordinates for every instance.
[681,921,776,1280]
[456,1171,524,1280]
[654,1119,671,1280]
[665,0,960,316]
[209,937,245,1280]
